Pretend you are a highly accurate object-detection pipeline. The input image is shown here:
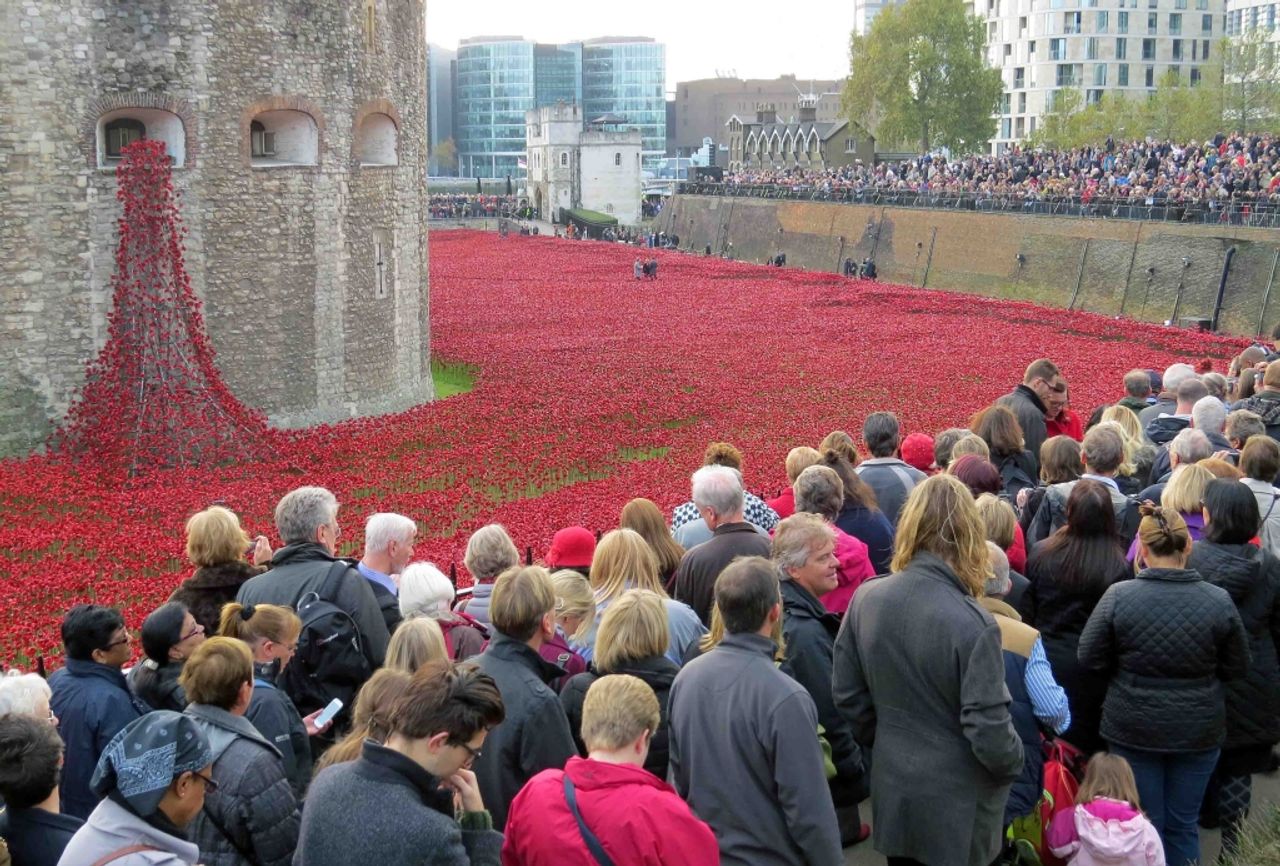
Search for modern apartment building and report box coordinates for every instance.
[453,35,664,178]
[853,0,906,34]
[969,0,1225,153]
[1226,0,1280,36]
[672,75,844,161]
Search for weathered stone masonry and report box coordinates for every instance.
[0,0,432,456]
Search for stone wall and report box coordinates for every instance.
[0,0,432,456]
[657,195,1280,337]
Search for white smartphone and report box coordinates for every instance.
[314,698,343,728]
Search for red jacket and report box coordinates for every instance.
[1008,522,1027,574]
[501,756,719,866]
[1046,409,1083,442]
[766,486,796,520]
[819,527,876,616]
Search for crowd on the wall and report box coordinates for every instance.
[711,133,1280,215]
[428,195,520,220]
[7,334,1280,866]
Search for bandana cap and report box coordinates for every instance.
[91,710,212,818]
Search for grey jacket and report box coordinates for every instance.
[669,632,842,866]
[833,552,1024,866]
[56,796,199,866]
[295,741,500,866]
[184,704,300,866]
[854,458,927,527]
[236,542,389,670]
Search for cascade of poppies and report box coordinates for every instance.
[52,139,269,477]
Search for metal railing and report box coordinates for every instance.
[676,182,1280,228]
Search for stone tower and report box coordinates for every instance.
[0,0,433,456]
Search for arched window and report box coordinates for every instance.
[560,151,568,168]
[250,110,318,167]
[104,119,145,159]
[96,109,186,167]
[614,152,621,166]
[357,113,398,166]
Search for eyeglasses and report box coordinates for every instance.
[103,634,130,650]
[179,624,205,642]
[455,741,483,767]
[192,771,219,793]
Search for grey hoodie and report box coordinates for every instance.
[56,796,199,866]
[184,704,300,866]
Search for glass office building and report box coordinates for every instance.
[454,35,665,178]
[582,38,667,168]
[455,38,536,179]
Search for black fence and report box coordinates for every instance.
[677,182,1280,228]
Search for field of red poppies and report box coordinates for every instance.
[0,229,1253,666]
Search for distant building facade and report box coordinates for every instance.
[727,101,875,172]
[526,103,642,225]
[967,0,1224,153]
[673,76,843,163]
[455,35,663,179]
[427,43,455,174]
[853,0,906,35]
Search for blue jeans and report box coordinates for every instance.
[1110,744,1220,866]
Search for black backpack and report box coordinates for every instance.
[282,561,372,719]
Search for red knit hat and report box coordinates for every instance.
[900,432,936,473]
[546,526,596,569]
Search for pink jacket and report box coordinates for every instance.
[819,527,876,616]
[1047,798,1165,866]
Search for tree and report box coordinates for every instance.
[1029,88,1086,150]
[431,138,458,176]
[843,0,1002,153]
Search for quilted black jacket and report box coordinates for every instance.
[1078,567,1250,752]
[1187,542,1280,749]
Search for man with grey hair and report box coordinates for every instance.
[237,486,390,702]
[1147,395,1232,486]
[356,513,417,636]
[1135,427,1214,508]
[1144,375,1209,446]
[672,465,772,625]
[1028,425,1141,546]
[1226,409,1266,453]
[855,412,927,527]
[1139,362,1197,433]
[978,541,1071,829]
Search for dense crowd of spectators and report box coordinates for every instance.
[705,133,1280,222]
[7,338,1280,866]
[428,195,520,220]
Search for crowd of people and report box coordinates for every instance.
[703,133,1280,222]
[7,337,1280,866]
[429,195,520,220]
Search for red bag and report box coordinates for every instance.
[1038,739,1087,866]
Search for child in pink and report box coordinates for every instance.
[1047,753,1165,866]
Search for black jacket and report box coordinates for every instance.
[1143,414,1190,447]
[560,654,678,780]
[245,660,312,798]
[1019,546,1129,754]
[236,542,389,670]
[1186,542,1280,750]
[126,659,188,713]
[2,806,82,866]
[471,634,577,829]
[780,578,866,808]
[997,385,1048,478]
[368,575,404,636]
[1078,567,1250,752]
[170,561,265,637]
[1147,429,1233,487]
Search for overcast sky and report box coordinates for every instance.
[426,2,855,92]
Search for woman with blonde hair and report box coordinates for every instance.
[540,570,589,689]
[219,602,322,796]
[1099,408,1155,495]
[170,505,272,635]
[766,447,823,519]
[559,589,678,778]
[314,669,413,772]
[580,529,705,665]
[1080,503,1248,866]
[1126,464,1213,567]
[383,616,449,674]
[833,475,1023,866]
[619,498,686,587]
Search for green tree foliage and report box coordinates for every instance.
[431,138,459,176]
[1219,28,1280,133]
[843,0,1003,153]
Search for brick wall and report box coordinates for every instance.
[659,196,1280,336]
